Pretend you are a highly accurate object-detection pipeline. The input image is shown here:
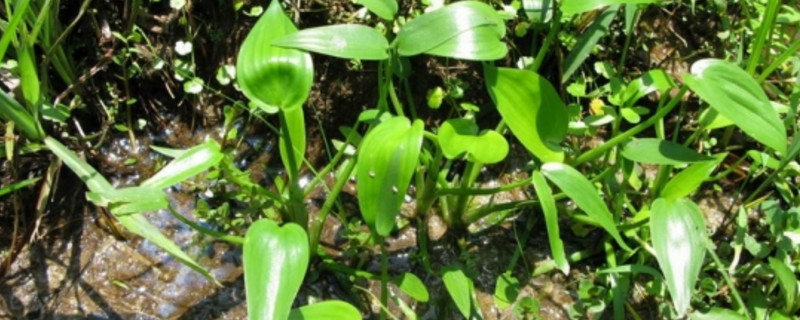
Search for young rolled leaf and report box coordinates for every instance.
[620,138,714,165]
[437,118,508,164]
[395,1,506,60]
[244,220,310,320]
[354,0,397,20]
[541,162,630,250]
[684,59,787,154]
[278,106,307,179]
[141,140,223,190]
[485,66,568,162]
[660,154,725,200]
[237,0,313,111]
[531,170,569,274]
[273,24,389,60]
[288,300,362,320]
[442,267,476,319]
[357,117,423,236]
[650,197,707,317]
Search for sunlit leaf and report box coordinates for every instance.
[621,138,714,165]
[87,186,169,216]
[443,267,476,319]
[622,69,675,106]
[395,272,429,302]
[768,257,798,314]
[141,140,223,190]
[357,117,423,236]
[651,197,707,317]
[485,66,568,162]
[244,220,309,320]
[494,271,520,309]
[689,308,748,320]
[541,162,630,250]
[560,0,658,16]
[660,154,725,200]
[289,300,362,320]
[395,1,506,60]
[279,106,306,179]
[684,59,787,154]
[44,137,114,193]
[531,170,569,274]
[354,0,397,20]
[561,5,619,83]
[438,119,508,164]
[237,0,313,110]
[273,24,389,60]
[1,89,44,141]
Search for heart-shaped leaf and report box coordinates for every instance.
[541,162,630,250]
[273,24,389,60]
[621,138,714,165]
[244,220,310,320]
[395,1,506,60]
[237,0,313,111]
[684,59,787,154]
[354,0,397,20]
[357,117,423,236]
[288,300,362,320]
[651,197,707,317]
[438,119,508,164]
[486,66,568,162]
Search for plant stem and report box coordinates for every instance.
[379,238,389,320]
[705,240,751,319]
[309,157,357,255]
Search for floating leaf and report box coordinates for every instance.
[354,0,397,20]
[273,24,389,60]
[244,220,309,320]
[438,119,508,163]
[237,0,313,110]
[395,272,429,302]
[651,197,707,317]
[485,66,568,162]
[621,138,714,165]
[357,117,423,236]
[531,170,569,274]
[288,300,361,320]
[560,0,658,16]
[396,1,506,60]
[660,154,725,200]
[684,59,786,154]
[142,140,223,190]
[541,162,630,250]
[443,267,476,319]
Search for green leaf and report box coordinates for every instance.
[622,69,676,106]
[87,187,169,216]
[354,0,397,20]
[689,308,749,320]
[438,119,509,164]
[273,24,389,60]
[494,271,520,309]
[141,140,223,190]
[531,170,569,274]
[768,257,798,314]
[244,220,309,320]
[541,162,630,250]
[621,138,714,165]
[44,137,114,193]
[0,177,40,197]
[684,59,787,154]
[278,107,307,178]
[395,272,429,302]
[561,5,619,83]
[0,89,44,141]
[357,117,423,236]
[289,300,362,320]
[660,154,726,200]
[560,0,658,16]
[443,267,476,319]
[651,197,707,318]
[237,0,313,110]
[485,66,568,162]
[395,1,506,60]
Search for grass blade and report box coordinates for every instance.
[561,5,619,83]
[531,170,569,274]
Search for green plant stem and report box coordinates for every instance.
[454,160,482,225]
[168,207,244,245]
[573,87,688,166]
[279,110,306,227]
[303,127,358,196]
[309,157,357,255]
[531,10,561,72]
[379,239,389,320]
[706,240,751,319]
[402,77,418,120]
[388,80,405,118]
[746,0,780,75]
[744,136,800,205]
[320,260,380,280]
[436,176,532,196]
[757,37,800,83]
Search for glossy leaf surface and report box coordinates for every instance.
[560,0,658,16]
[237,0,313,111]
[142,140,223,190]
[244,220,309,320]
[768,257,798,313]
[684,59,786,153]
[395,272,429,302]
[288,300,361,320]
[357,117,423,236]
[541,163,630,250]
[532,170,569,274]
[621,138,714,165]
[395,1,506,60]
[354,0,397,20]
[651,197,707,317]
[273,24,389,60]
[660,154,725,200]
[279,106,307,178]
[438,119,508,164]
[486,67,568,162]
[442,267,475,319]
